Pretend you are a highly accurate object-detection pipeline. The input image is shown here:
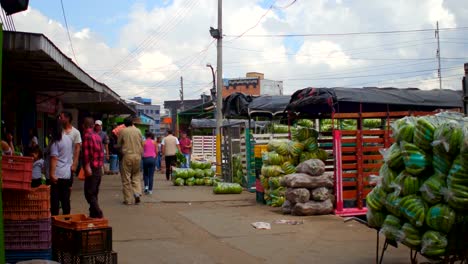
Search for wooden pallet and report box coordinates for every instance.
[192,136,216,160]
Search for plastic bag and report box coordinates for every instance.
[310,187,330,201]
[366,185,387,211]
[393,170,422,197]
[414,116,439,151]
[426,204,456,234]
[261,165,284,178]
[392,116,415,143]
[446,156,468,210]
[385,191,402,217]
[295,159,326,176]
[400,142,431,176]
[366,208,386,229]
[285,188,310,204]
[268,176,282,190]
[432,119,463,157]
[432,150,454,176]
[380,215,402,241]
[213,182,243,194]
[282,200,292,214]
[461,125,468,166]
[398,222,422,249]
[380,163,398,192]
[281,161,297,175]
[288,141,305,157]
[399,195,428,227]
[280,172,333,189]
[420,174,446,205]
[381,143,404,170]
[173,178,185,186]
[292,126,319,142]
[299,150,328,163]
[303,137,319,153]
[291,199,333,216]
[421,231,448,257]
[297,119,314,128]
[262,151,285,166]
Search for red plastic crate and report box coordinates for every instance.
[3,185,51,220]
[1,156,33,191]
[4,218,52,250]
[52,214,108,230]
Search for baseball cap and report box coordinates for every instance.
[95,120,103,126]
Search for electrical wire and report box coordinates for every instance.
[224,26,468,38]
[60,0,79,64]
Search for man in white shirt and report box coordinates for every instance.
[59,111,82,177]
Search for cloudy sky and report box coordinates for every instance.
[5,0,468,104]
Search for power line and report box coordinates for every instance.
[60,0,79,64]
[225,26,468,38]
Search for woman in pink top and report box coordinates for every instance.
[142,131,158,194]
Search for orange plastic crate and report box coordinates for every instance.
[3,185,51,220]
[2,156,33,191]
[52,214,108,230]
[254,145,268,158]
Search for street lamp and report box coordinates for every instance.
[206,63,216,101]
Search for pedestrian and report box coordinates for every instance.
[142,131,158,195]
[59,111,82,177]
[82,117,105,218]
[49,120,73,216]
[29,146,44,188]
[1,131,14,156]
[179,131,192,168]
[118,117,143,205]
[94,120,110,172]
[155,137,162,171]
[161,130,181,181]
[27,128,39,154]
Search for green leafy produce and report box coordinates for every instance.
[204,169,215,177]
[271,195,285,207]
[420,174,446,205]
[461,125,468,166]
[213,182,243,194]
[426,204,456,233]
[232,154,245,186]
[363,119,382,129]
[176,152,187,167]
[195,178,205,185]
[421,231,448,257]
[394,170,422,197]
[366,185,387,211]
[203,177,214,186]
[399,223,422,249]
[190,161,202,170]
[187,168,196,178]
[174,178,185,186]
[399,195,427,228]
[186,177,195,186]
[194,169,205,178]
[400,142,430,175]
[367,208,386,228]
[339,119,357,130]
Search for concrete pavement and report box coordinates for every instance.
[69,172,420,264]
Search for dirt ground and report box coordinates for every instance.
[69,172,425,264]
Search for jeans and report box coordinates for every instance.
[50,178,72,215]
[182,154,190,168]
[156,154,162,170]
[143,157,156,191]
[165,155,176,180]
[84,167,103,218]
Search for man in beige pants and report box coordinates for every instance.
[118,117,143,205]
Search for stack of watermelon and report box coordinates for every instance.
[367,113,468,258]
[172,161,217,186]
[260,120,329,207]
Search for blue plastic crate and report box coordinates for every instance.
[6,249,52,264]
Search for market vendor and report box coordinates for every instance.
[1,131,14,155]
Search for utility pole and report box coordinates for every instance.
[463,63,468,115]
[436,21,442,89]
[180,76,184,111]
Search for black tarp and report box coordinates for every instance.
[286,87,463,115]
[247,95,291,117]
[222,93,254,118]
[190,119,270,128]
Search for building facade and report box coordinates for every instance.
[130,97,161,134]
[222,72,283,98]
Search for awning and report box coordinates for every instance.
[2,31,135,114]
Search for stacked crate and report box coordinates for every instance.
[2,186,53,263]
[52,214,116,263]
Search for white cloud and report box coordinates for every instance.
[10,0,468,105]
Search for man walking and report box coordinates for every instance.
[118,117,143,205]
[82,117,104,218]
[59,111,82,177]
[179,131,192,168]
[162,130,181,180]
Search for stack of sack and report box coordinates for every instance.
[280,159,335,216]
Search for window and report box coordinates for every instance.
[155,120,160,124]
[155,110,160,114]
[150,110,154,114]
[145,109,149,114]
